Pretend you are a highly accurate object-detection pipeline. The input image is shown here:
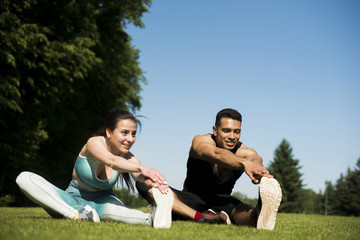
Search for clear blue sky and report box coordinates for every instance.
[127,0,360,198]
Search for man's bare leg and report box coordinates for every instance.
[145,187,230,224]
[231,203,256,226]
[232,177,282,229]
[172,191,198,219]
[147,188,197,220]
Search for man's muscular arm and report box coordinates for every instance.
[190,135,244,169]
[235,145,272,183]
[190,134,272,183]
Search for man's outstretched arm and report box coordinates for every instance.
[190,134,272,183]
[235,145,273,183]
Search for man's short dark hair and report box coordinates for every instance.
[215,108,242,127]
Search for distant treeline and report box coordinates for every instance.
[235,139,360,216]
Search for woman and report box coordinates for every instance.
[16,110,174,228]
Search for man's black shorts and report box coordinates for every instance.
[136,181,244,222]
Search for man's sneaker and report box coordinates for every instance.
[198,209,231,225]
[256,177,282,230]
[219,211,232,225]
[75,205,100,222]
[152,187,174,229]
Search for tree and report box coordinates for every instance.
[346,158,360,216]
[323,181,339,215]
[329,157,360,216]
[0,0,151,205]
[113,188,149,209]
[298,188,322,214]
[267,139,303,213]
[232,192,257,208]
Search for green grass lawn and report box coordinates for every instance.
[1,207,359,240]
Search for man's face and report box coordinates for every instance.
[213,118,241,150]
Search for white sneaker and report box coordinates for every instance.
[257,177,282,230]
[76,205,100,222]
[152,187,174,229]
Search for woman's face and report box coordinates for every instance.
[106,119,137,155]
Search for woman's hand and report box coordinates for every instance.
[140,165,169,193]
[144,178,169,194]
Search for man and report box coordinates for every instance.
[137,108,282,230]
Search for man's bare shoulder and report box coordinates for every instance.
[235,143,260,158]
[193,134,215,144]
[190,134,216,159]
[239,142,248,149]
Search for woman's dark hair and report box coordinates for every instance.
[94,109,142,192]
[94,109,142,137]
[215,108,242,127]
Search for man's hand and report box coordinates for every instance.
[235,147,273,184]
[242,155,273,184]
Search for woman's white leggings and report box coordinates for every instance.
[16,171,151,225]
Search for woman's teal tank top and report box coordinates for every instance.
[74,154,121,190]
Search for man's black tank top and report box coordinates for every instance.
[183,134,244,195]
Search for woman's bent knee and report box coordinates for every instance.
[16,171,33,187]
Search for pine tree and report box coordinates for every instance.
[324,181,338,215]
[348,158,360,216]
[333,174,349,215]
[268,139,303,213]
[332,158,360,216]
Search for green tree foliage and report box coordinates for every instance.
[323,181,338,215]
[298,189,322,214]
[326,158,360,216]
[232,192,257,208]
[267,139,303,213]
[0,0,151,205]
[113,188,149,209]
[346,158,360,216]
